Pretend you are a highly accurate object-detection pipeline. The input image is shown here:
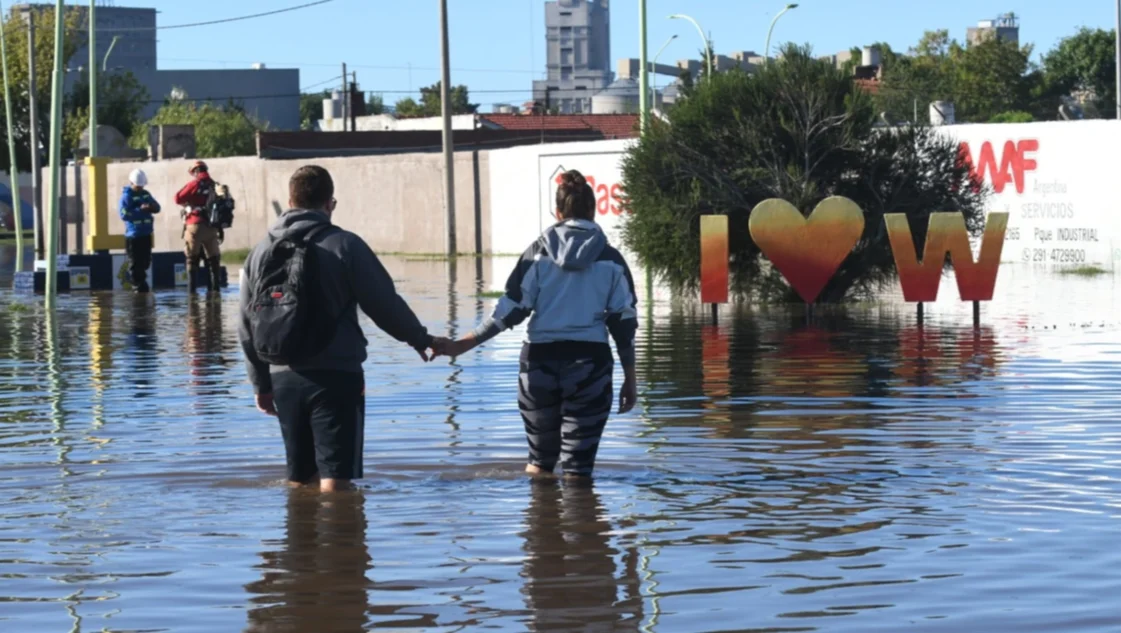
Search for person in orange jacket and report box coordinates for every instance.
[175,160,222,292]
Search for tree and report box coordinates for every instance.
[393,96,421,117]
[1042,28,1117,118]
[875,31,958,122]
[951,36,1039,122]
[395,81,477,117]
[0,7,83,172]
[621,45,988,303]
[875,29,1045,123]
[299,90,329,130]
[366,93,385,115]
[128,91,264,157]
[62,70,149,154]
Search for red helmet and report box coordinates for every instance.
[189,160,208,175]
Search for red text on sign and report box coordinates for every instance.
[959,139,1039,194]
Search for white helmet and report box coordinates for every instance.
[129,169,148,187]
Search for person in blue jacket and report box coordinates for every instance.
[120,169,161,293]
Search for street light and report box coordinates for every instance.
[669,14,712,78]
[764,3,798,64]
[651,34,677,108]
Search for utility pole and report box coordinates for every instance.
[28,12,43,258]
[88,0,97,158]
[45,0,65,308]
[438,0,456,255]
[639,0,649,132]
[350,70,358,131]
[340,62,348,131]
[0,0,25,271]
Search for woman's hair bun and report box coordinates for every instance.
[560,169,587,188]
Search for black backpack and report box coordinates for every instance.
[248,224,338,365]
[207,190,235,229]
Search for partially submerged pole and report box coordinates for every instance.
[88,0,97,159]
[0,0,25,271]
[438,0,456,256]
[28,13,43,259]
[45,0,64,308]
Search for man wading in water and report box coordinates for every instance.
[239,165,446,492]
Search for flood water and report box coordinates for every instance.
[0,253,1118,632]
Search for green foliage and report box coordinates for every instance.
[621,44,988,303]
[62,70,149,154]
[874,29,1046,122]
[1042,28,1117,119]
[0,7,83,172]
[129,92,264,157]
[989,110,1034,123]
[299,90,329,130]
[221,248,251,264]
[366,93,385,115]
[394,81,477,117]
[951,37,1039,122]
[393,97,420,117]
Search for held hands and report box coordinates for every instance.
[431,336,477,360]
[413,336,474,362]
[417,336,459,362]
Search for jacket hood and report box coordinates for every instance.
[541,219,606,271]
[269,209,332,241]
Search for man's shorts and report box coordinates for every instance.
[184,223,221,260]
[272,370,365,483]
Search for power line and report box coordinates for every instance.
[5,1,337,34]
[101,0,337,31]
[300,75,343,92]
[159,57,544,75]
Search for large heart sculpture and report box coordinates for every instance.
[748,196,865,303]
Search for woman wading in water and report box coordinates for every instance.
[436,170,638,478]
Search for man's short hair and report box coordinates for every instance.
[289,165,334,210]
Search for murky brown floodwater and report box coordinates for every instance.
[0,252,1118,632]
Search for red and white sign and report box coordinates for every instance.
[947,121,1119,268]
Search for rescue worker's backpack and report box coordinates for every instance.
[247,224,338,365]
[206,184,235,229]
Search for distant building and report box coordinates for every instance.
[11,2,156,71]
[11,3,300,130]
[967,13,1020,46]
[532,0,613,114]
[611,51,766,112]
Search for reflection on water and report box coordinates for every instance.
[521,480,643,632]
[245,491,372,633]
[0,256,1118,632]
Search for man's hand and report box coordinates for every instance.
[418,336,450,362]
[256,392,278,416]
[618,367,637,414]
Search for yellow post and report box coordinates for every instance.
[85,156,124,252]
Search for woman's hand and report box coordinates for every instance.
[618,366,637,414]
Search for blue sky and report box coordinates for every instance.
[97,0,1117,111]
